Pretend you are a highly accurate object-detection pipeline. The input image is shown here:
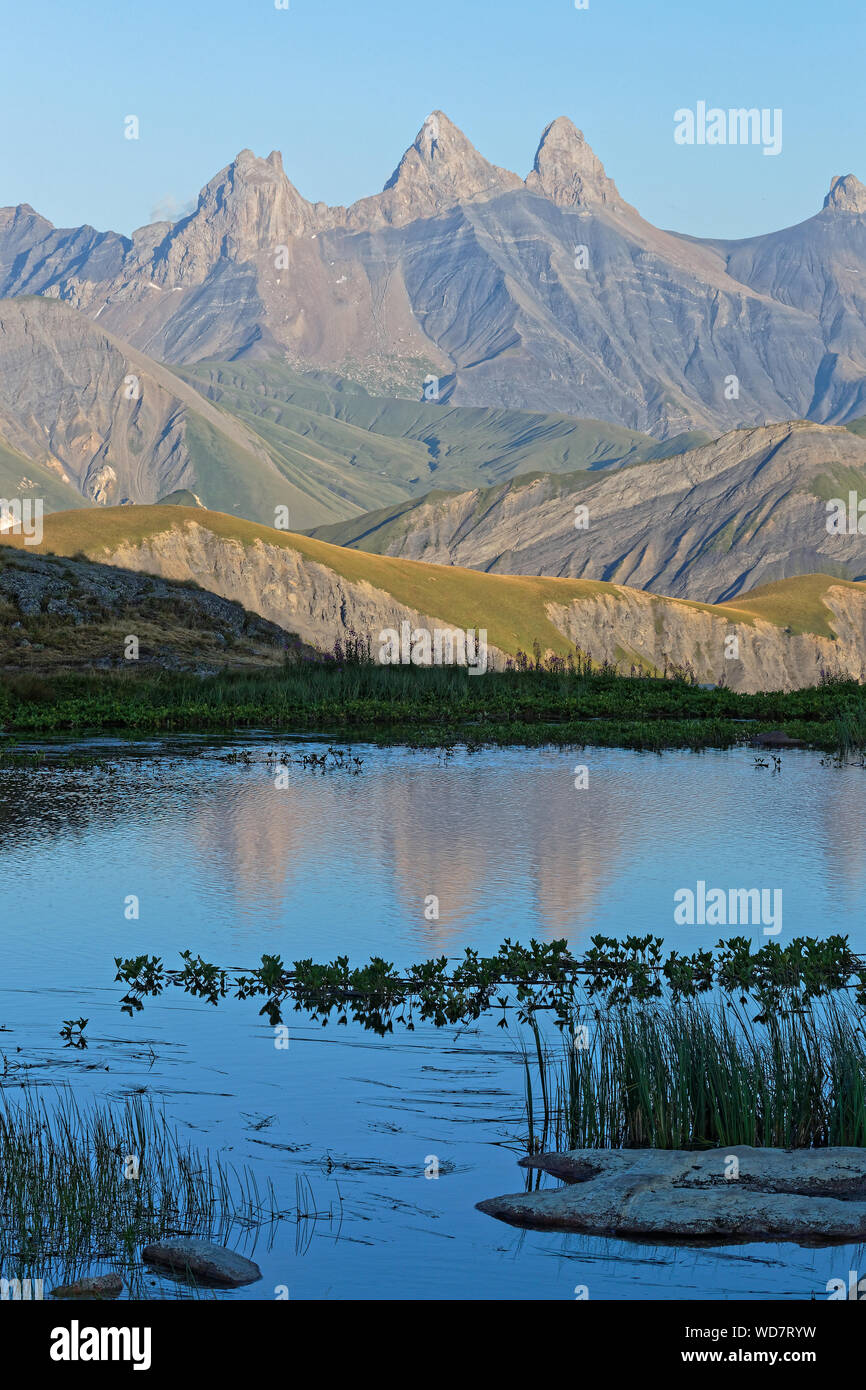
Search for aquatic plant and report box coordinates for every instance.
[523,992,866,1151]
[114,934,866,1034]
[0,1088,285,1292]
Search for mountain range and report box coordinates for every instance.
[2,112,866,437]
[0,295,708,526]
[3,111,866,670]
[310,418,866,602]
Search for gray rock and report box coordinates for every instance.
[477,1147,866,1242]
[51,1273,123,1300]
[141,1239,262,1286]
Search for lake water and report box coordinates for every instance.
[1,737,865,1301]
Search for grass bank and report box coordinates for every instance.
[1,659,865,751]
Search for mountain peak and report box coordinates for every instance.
[374,111,521,223]
[823,174,866,214]
[526,118,628,211]
[151,148,316,288]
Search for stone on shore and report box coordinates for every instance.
[141,1238,262,1286]
[51,1273,123,1300]
[477,1147,866,1241]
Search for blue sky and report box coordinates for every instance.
[2,0,863,239]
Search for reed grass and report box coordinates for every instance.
[0,1088,282,1290]
[524,994,866,1152]
[1,659,865,752]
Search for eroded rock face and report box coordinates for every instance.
[547,581,866,692]
[478,1148,866,1242]
[105,523,511,669]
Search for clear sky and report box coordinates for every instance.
[2,0,863,240]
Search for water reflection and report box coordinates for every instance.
[2,740,866,1301]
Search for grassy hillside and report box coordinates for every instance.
[4,505,861,660]
[178,359,712,494]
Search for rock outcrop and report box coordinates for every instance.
[0,543,306,672]
[478,1147,866,1241]
[142,1239,261,1287]
[50,1274,124,1300]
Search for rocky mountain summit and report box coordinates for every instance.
[2,115,865,434]
[356,110,523,227]
[525,116,631,211]
[824,174,866,214]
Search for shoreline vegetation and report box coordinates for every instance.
[1,656,866,751]
[115,935,866,1151]
[113,934,866,1032]
[0,1090,286,1297]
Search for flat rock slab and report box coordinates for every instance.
[142,1239,261,1287]
[477,1147,866,1242]
[51,1274,123,1300]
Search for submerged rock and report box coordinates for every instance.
[141,1239,262,1286]
[51,1273,123,1300]
[477,1147,866,1242]
[749,729,806,748]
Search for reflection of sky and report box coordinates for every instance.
[2,742,865,1301]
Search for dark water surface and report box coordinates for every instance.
[2,738,864,1300]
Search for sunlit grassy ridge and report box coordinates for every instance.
[4,506,862,657]
[717,573,866,639]
[0,505,618,658]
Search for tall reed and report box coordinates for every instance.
[0,1088,282,1287]
[525,993,866,1151]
